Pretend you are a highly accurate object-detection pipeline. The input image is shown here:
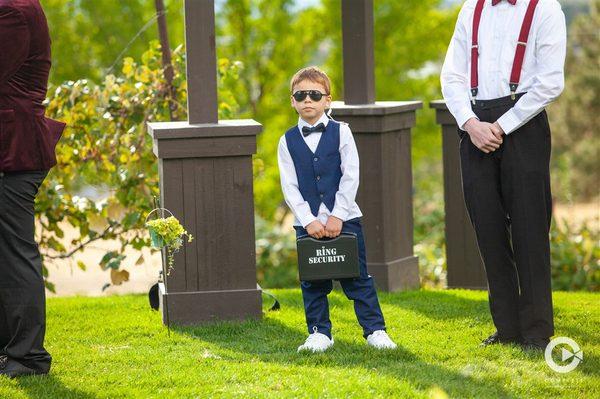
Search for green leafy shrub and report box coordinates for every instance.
[413,161,447,288]
[551,220,599,291]
[39,41,240,291]
[549,6,600,203]
[412,157,599,291]
[255,215,298,288]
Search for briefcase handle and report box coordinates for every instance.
[296,232,357,242]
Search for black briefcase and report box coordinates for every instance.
[297,233,360,281]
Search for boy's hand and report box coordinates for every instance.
[324,216,343,238]
[306,220,326,239]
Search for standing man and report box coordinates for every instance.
[0,0,65,377]
[441,0,566,352]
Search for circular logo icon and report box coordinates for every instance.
[545,337,583,373]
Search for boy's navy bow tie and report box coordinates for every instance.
[302,123,326,137]
[492,0,517,5]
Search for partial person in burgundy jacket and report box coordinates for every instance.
[0,0,65,378]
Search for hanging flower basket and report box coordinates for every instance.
[145,208,193,275]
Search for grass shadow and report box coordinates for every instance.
[380,289,490,321]
[171,295,517,398]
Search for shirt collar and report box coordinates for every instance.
[297,112,329,132]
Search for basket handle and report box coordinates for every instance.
[145,207,175,224]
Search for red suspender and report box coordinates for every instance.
[470,0,486,102]
[510,0,539,99]
[470,0,540,102]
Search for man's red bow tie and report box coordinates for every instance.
[492,0,517,5]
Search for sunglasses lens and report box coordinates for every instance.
[308,91,323,101]
[293,90,326,102]
[293,91,307,101]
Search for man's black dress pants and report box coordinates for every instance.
[0,170,51,373]
[459,94,554,342]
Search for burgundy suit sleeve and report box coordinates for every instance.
[0,6,30,86]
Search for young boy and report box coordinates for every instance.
[277,66,396,353]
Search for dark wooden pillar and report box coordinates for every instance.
[341,0,375,104]
[430,100,487,289]
[147,0,262,325]
[332,0,420,291]
[331,102,422,291]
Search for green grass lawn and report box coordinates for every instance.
[1,289,598,398]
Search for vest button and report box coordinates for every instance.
[313,157,318,162]
[319,194,324,198]
[316,176,320,180]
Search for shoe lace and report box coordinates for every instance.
[0,355,7,370]
[303,326,328,345]
[304,333,322,345]
[372,330,387,339]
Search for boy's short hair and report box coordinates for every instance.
[290,66,331,95]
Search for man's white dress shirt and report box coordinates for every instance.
[278,113,363,227]
[441,0,566,134]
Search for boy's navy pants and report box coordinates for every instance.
[294,218,386,339]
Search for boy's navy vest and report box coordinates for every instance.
[285,121,342,216]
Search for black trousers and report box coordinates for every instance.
[459,94,554,341]
[0,170,51,372]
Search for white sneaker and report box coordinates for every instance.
[297,328,334,353]
[366,330,397,349]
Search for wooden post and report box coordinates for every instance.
[154,0,176,120]
[332,0,420,291]
[147,0,262,325]
[430,101,487,289]
[331,102,422,291]
[183,0,218,124]
[341,0,375,104]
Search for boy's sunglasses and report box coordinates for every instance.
[292,90,328,102]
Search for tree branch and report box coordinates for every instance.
[42,226,122,260]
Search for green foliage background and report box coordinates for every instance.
[43,0,185,84]
[548,1,600,202]
[39,44,244,290]
[39,0,598,291]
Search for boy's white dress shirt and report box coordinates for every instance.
[278,113,363,227]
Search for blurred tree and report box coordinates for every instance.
[549,0,599,202]
[43,0,458,221]
[40,43,241,291]
[321,0,457,179]
[561,0,591,25]
[216,0,327,220]
[38,1,596,291]
[216,0,457,220]
[42,0,184,84]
